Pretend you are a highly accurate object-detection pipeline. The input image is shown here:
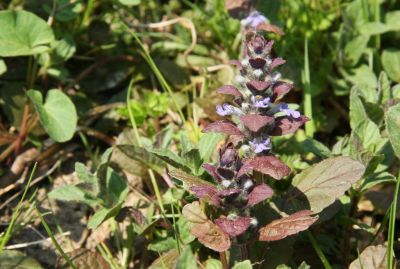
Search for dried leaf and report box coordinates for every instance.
[290,156,365,213]
[247,184,274,206]
[215,216,252,237]
[349,244,387,269]
[217,85,243,97]
[56,249,111,269]
[259,210,318,241]
[225,0,252,19]
[240,114,274,132]
[203,120,245,137]
[270,116,309,136]
[191,221,231,252]
[247,81,271,92]
[149,249,179,269]
[182,201,208,224]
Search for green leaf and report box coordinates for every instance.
[176,246,197,269]
[360,22,390,35]
[345,65,378,89]
[48,185,98,207]
[148,249,179,269]
[118,0,141,6]
[116,144,165,174]
[386,103,400,159]
[232,260,253,269]
[147,147,189,171]
[297,262,310,269]
[148,237,177,252]
[344,35,369,65]
[382,49,400,83]
[290,157,365,213]
[301,138,332,158]
[50,35,76,65]
[0,250,43,269]
[385,11,400,31]
[198,133,224,162]
[27,89,77,142]
[360,172,396,192]
[0,10,54,56]
[350,119,381,155]
[0,59,6,75]
[87,202,124,229]
[206,259,222,269]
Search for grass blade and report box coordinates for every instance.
[387,174,400,269]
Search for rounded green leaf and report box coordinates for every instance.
[0,250,43,269]
[27,89,77,142]
[386,103,400,159]
[118,0,141,5]
[0,10,54,57]
[382,49,400,83]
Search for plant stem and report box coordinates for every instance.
[220,251,228,269]
[307,231,333,269]
[121,22,186,125]
[387,173,400,269]
[0,163,37,251]
[35,206,78,269]
[302,37,315,138]
[126,79,165,213]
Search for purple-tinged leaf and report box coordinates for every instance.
[259,210,318,241]
[203,120,245,137]
[247,80,271,92]
[270,58,286,69]
[229,60,242,68]
[217,85,243,97]
[272,82,293,101]
[218,188,241,197]
[216,167,235,180]
[190,185,220,206]
[240,114,274,132]
[191,221,231,252]
[249,58,267,69]
[247,184,274,206]
[270,116,309,136]
[256,23,285,36]
[247,156,291,180]
[202,163,220,180]
[215,216,252,237]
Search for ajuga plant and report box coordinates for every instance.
[181,18,318,260]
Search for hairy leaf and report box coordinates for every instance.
[182,201,208,224]
[386,103,400,159]
[259,210,318,241]
[217,85,243,97]
[270,116,308,136]
[215,216,251,237]
[290,156,365,213]
[169,169,215,190]
[203,120,244,137]
[247,184,274,206]
[240,115,274,132]
[247,81,271,92]
[272,82,293,101]
[190,185,220,206]
[240,156,291,180]
[190,221,231,252]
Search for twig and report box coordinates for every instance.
[220,251,228,269]
[4,232,71,250]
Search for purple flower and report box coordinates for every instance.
[251,95,270,108]
[216,104,242,116]
[279,103,300,118]
[249,137,271,153]
[242,11,267,28]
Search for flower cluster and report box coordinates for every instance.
[183,25,315,253]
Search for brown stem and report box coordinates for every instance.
[343,192,359,265]
[220,252,228,269]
